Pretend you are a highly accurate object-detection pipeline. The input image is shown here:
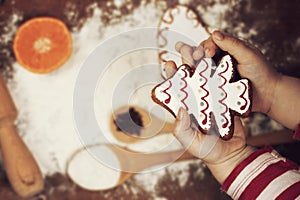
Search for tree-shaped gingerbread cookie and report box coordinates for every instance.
[152,55,252,139]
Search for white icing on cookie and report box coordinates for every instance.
[152,55,251,138]
[157,5,210,78]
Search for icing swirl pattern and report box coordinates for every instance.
[199,59,210,125]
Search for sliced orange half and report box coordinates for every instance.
[13,17,72,74]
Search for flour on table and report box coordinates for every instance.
[7,1,208,196]
[7,1,170,176]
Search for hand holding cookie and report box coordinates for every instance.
[155,56,255,184]
[154,30,300,186]
[194,31,300,130]
[193,31,280,114]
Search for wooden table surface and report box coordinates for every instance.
[0,0,299,199]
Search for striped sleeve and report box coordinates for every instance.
[221,146,300,200]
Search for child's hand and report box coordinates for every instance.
[164,61,255,184]
[167,30,300,185]
[176,31,281,114]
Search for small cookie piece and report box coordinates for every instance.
[151,55,252,139]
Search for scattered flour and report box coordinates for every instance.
[8,1,164,176]
[197,2,230,31]
[114,0,125,8]
[133,159,205,199]
[6,0,212,196]
[0,14,22,44]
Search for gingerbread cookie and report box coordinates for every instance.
[151,55,252,139]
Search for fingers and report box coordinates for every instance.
[175,42,194,66]
[200,37,218,58]
[174,108,198,151]
[175,30,256,65]
[192,45,204,60]
[180,45,194,66]
[175,41,185,52]
[174,108,220,160]
[174,108,193,141]
[175,39,215,64]
[164,60,177,78]
[211,31,254,64]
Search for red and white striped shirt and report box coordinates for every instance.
[221,146,300,200]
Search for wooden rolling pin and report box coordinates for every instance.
[0,75,44,198]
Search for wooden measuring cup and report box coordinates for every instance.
[0,75,44,198]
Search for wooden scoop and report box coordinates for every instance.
[67,143,194,190]
[111,106,295,146]
[113,145,193,186]
[0,75,44,198]
[110,105,174,143]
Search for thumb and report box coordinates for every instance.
[164,60,177,78]
[173,108,197,150]
[211,31,253,64]
[231,117,247,141]
[174,108,220,159]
